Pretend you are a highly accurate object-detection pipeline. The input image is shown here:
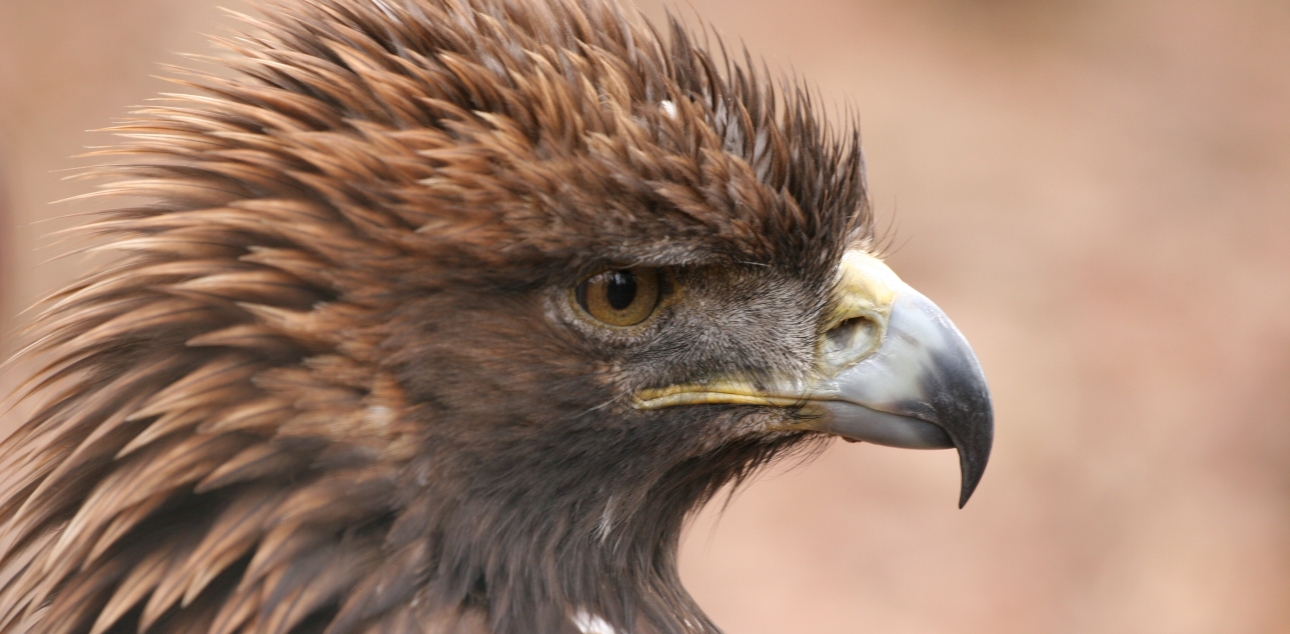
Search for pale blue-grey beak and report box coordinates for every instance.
[813,284,993,507]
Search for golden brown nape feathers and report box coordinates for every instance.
[0,0,992,633]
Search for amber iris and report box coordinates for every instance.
[575,268,662,327]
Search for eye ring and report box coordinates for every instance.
[573,268,663,327]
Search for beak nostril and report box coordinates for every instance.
[826,317,872,353]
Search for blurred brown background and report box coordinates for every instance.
[2,0,1289,632]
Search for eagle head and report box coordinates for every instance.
[0,0,992,632]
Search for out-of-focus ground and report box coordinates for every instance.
[2,0,1288,632]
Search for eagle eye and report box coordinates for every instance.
[574,268,662,327]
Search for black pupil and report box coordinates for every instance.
[605,270,637,310]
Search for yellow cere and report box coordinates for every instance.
[827,251,900,328]
[817,251,902,372]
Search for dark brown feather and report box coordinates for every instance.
[0,0,869,632]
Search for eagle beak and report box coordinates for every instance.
[634,251,993,507]
[807,252,994,507]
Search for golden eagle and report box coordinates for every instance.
[0,0,992,632]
